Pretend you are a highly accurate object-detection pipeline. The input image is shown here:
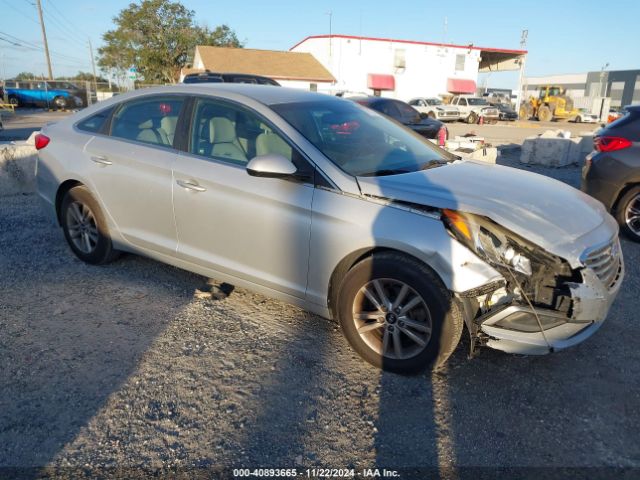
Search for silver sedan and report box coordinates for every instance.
[35,84,623,372]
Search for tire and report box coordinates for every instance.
[575,116,582,123]
[60,185,119,264]
[519,104,531,120]
[336,252,464,373]
[537,105,552,122]
[615,186,640,242]
[466,112,477,124]
[8,96,19,107]
[53,96,67,110]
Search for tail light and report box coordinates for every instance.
[594,136,631,153]
[34,133,50,150]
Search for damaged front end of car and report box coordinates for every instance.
[441,209,624,356]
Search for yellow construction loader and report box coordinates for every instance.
[519,86,579,122]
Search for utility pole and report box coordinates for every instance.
[326,11,332,59]
[36,0,53,79]
[88,38,98,102]
[515,29,528,117]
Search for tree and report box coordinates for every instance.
[14,72,36,80]
[97,0,242,84]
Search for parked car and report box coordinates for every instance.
[182,71,280,86]
[494,103,518,121]
[450,95,500,124]
[607,107,626,124]
[350,96,447,140]
[574,108,598,124]
[36,85,623,372]
[407,97,460,122]
[582,105,640,241]
[5,80,84,109]
[482,91,512,106]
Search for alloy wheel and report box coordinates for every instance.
[66,201,99,254]
[625,194,640,236]
[352,278,432,360]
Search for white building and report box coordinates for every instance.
[290,34,526,100]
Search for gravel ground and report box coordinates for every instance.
[1,153,639,479]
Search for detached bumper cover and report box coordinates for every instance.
[479,242,624,355]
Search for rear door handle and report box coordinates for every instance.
[176,179,206,192]
[91,155,112,166]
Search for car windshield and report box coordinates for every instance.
[272,100,452,177]
[427,99,443,105]
[467,98,489,106]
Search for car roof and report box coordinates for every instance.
[105,83,339,107]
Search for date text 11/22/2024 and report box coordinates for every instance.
[233,468,400,478]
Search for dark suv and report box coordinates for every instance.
[182,72,280,86]
[350,96,447,140]
[581,105,640,241]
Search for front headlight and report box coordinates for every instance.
[441,209,532,276]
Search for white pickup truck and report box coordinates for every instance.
[408,97,460,122]
[450,95,500,124]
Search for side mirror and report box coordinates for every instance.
[246,154,297,178]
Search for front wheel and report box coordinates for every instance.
[336,253,464,372]
[466,112,477,124]
[8,96,19,107]
[61,185,119,264]
[616,186,640,242]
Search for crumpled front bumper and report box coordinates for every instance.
[479,249,624,355]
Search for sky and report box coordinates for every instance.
[0,0,638,90]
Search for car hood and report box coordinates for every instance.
[357,160,612,261]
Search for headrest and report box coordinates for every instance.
[209,117,236,143]
[138,119,154,129]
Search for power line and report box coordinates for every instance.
[0,0,38,25]
[0,31,87,63]
[42,3,88,45]
[46,0,89,40]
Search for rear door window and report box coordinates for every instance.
[110,96,184,148]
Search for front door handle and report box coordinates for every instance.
[91,155,112,166]
[176,179,206,192]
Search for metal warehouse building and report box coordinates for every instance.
[290,34,526,100]
[525,69,640,108]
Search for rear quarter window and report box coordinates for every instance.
[76,106,115,133]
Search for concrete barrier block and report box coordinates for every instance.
[0,142,38,196]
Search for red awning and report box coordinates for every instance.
[447,78,476,94]
[367,74,395,91]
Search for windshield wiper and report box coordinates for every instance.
[419,160,449,170]
[362,169,412,177]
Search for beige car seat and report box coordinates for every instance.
[137,119,169,145]
[160,116,178,145]
[256,130,292,159]
[209,117,247,162]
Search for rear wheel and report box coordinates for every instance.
[336,253,463,372]
[574,116,582,123]
[53,96,67,110]
[616,186,640,242]
[61,185,119,264]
